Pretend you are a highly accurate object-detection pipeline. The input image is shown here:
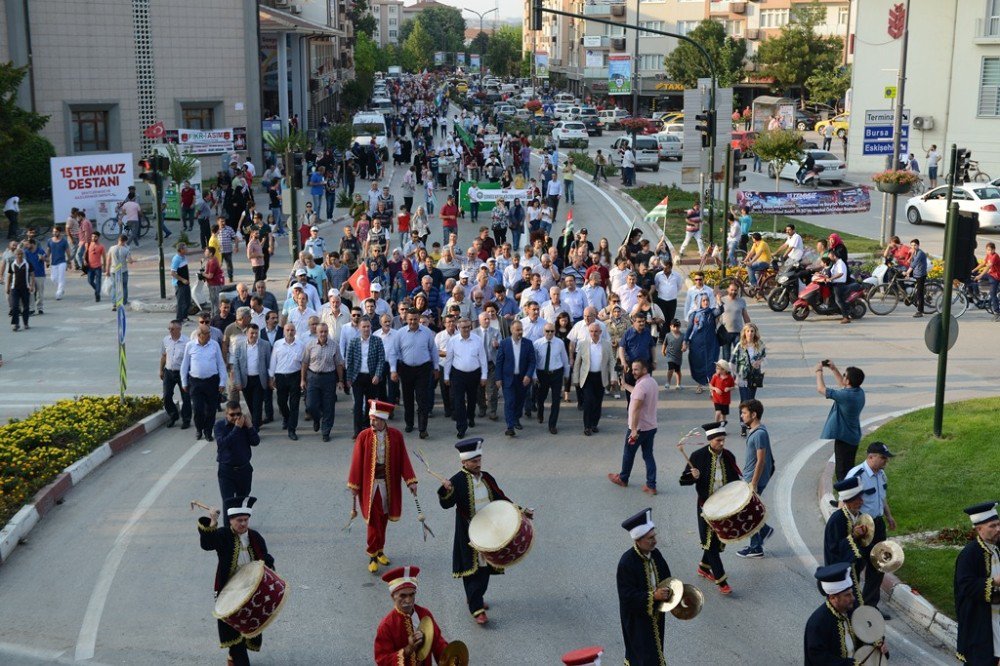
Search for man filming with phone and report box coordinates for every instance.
[212,400,260,506]
[815,360,866,497]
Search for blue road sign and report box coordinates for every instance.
[863,140,909,155]
[863,126,909,140]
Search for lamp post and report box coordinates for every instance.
[464,8,498,72]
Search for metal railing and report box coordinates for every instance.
[976,16,1000,38]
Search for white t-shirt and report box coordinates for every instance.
[830,258,848,284]
[786,233,804,262]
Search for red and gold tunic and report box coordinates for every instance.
[347,425,417,522]
[374,604,448,666]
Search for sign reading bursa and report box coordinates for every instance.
[862,109,909,156]
[50,153,134,224]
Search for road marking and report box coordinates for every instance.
[0,641,111,665]
[777,409,948,665]
[74,439,208,661]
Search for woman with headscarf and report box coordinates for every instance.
[828,233,848,263]
[386,248,404,283]
[682,292,721,393]
[349,193,367,222]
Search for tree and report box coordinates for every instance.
[414,6,466,54]
[806,65,851,106]
[264,130,312,257]
[349,0,377,38]
[0,63,52,199]
[750,129,805,231]
[470,31,490,56]
[164,143,198,186]
[756,2,843,94]
[403,21,434,72]
[485,25,523,77]
[0,63,49,160]
[664,21,747,89]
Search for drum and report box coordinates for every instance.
[854,644,885,665]
[700,481,767,544]
[213,561,289,638]
[467,500,534,568]
[851,606,885,645]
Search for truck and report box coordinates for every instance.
[387,65,402,79]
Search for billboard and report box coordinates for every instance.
[585,50,603,68]
[736,187,872,216]
[434,51,445,66]
[608,55,631,95]
[470,53,481,72]
[164,127,248,155]
[50,153,134,224]
[535,51,549,79]
[456,52,466,66]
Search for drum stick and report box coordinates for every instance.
[190,500,213,513]
[413,448,450,485]
[412,494,435,540]
[675,428,701,468]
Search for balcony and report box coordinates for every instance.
[975,17,1000,42]
[583,2,612,17]
[709,1,730,16]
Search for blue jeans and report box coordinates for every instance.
[426,194,435,214]
[181,206,194,230]
[325,191,337,220]
[311,193,322,212]
[564,180,575,204]
[749,261,769,287]
[87,267,102,297]
[270,207,284,234]
[987,275,1000,313]
[470,201,479,222]
[111,271,129,304]
[748,479,770,550]
[619,427,657,489]
[511,230,522,252]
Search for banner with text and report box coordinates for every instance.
[50,153,134,223]
[456,52,466,66]
[585,49,603,68]
[470,53,481,72]
[434,52,445,66]
[164,127,248,155]
[736,187,872,216]
[459,183,529,212]
[608,55,631,95]
[535,51,549,79]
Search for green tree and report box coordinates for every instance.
[348,31,378,109]
[485,25,523,77]
[756,2,843,94]
[664,21,747,88]
[0,63,49,160]
[349,0,377,38]
[470,31,490,56]
[403,21,434,71]
[414,6,466,54]
[0,63,52,199]
[750,129,805,231]
[805,65,851,106]
[399,19,414,45]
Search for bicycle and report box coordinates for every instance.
[102,214,151,241]
[13,218,53,241]
[866,266,942,315]
[719,257,781,299]
[910,175,926,195]
[933,279,997,318]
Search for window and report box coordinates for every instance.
[388,17,396,25]
[675,20,699,36]
[389,29,397,38]
[759,8,789,28]
[638,20,664,36]
[979,56,1000,116]
[182,106,215,130]
[638,53,663,71]
[715,19,743,37]
[71,110,109,152]
[388,5,396,12]
[603,24,625,36]
[837,6,849,26]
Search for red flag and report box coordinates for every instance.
[348,265,371,301]
[143,121,166,140]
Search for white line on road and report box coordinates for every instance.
[777,410,948,665]
[74,439,208,662]
[0,641,110,665]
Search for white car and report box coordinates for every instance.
[552,103,572,119]
[610,136,660,171]
[905,184,1000,229]
[767,149,847,185]
[552,121,589,148]
[653,133,682,161]
[660,122,684,137]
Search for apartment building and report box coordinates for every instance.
[848,0,1000,173]
[371,0,405,47]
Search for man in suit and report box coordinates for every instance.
[532,322,570,435]
[571,322,614,436]
[230,323,272,430]
[494,320,536,437]
[475,312,501,421]
[345,317,386,437]
[260,311,281,423]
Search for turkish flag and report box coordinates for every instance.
[347,265,371,301]
[143,121,166,140]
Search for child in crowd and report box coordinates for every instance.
[709,359,736,422]
[662,319,685,390]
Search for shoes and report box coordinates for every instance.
[760,525,774,543]
[281,419,288,429]
[37,310,43,315]
[205,432,214,442]
[313,420,320,432]
[488,414,498,421]
[180,422,190,430]
[195,431,203,441]
[457,430,467,438]
[514,422,523,430]
[405,426,414,433]
[419,431,429,439]
[475,612,489,626]
[368,558,379,574]
[840,317,851,324]
[881,610,892,621]
[477,410,487,418]
[642,485,657,496]
[288,431,299,441]
[376,552,391,566]
[696,568,716,583]
[505,429,515,437]
[23,324,29,330]
[608,473,627,487]
[737,547,763,558]
[537,412,544,424]
[11,325,19,332]
[549,427,558,435]
[322,434,330,442]
[592,426,600,433]
[913,312,923,318]
[166,416,178,428]
[718,583,733,595]
[584,428,592,436]
[468,420,475,428]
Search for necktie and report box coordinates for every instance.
[544,341,551,372]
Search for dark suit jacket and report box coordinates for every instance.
[495,336,536,387]
[345,334,386,382]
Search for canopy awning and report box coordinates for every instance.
[259,6,344,37]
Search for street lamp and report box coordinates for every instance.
[464,7,498,72]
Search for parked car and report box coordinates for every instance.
[532,115,557,135]
[767,149,846,184]
[626,118,662,135]
[552,103,572,119]
[513,108,532,120]
[814,113,850,137]
[652,111,683,124]
[653,133,682,161]
[495,104,517,118]
[598,108,630,130]
[574,107,603,136]
[552,121,590,148]
[610,135,660,171]
[794,109,817,131]
[905,184,1000,229]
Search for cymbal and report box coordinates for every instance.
[670,583,704,621]
[655,577,685,613]
[870,540,904,573]
[441,640,469,666]
[851,606,885,645]
[416,616,435,661]
[856,514,876,548]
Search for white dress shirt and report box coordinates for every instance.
[359,337,371,374]
[561,288,586,320]
[568,319,609,349]
[444,332,487,380]
[269,338,305,375]
[161,335,187,371]
[520,316,546,341]
[180,339,226,388]
[533,336,570,378]
[286,306,317,339]
[654,270,684,301]
[245,341,260,376]
[588,341,603,372]
[582,283,608,311]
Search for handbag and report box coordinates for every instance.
[744,348,764,388]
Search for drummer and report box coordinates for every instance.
[197,496,275,666]
[823,476,874,606]
[804,561,866,664]
[616,508,671,666]
[561,646,605,665]
[438,437,529,626]
[679,421,741,595]
[954,501,1000,665]
[374,565,449,665]
[348,399,419,574]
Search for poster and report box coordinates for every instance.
[459,183,529,212]
[470,54,481,73]
[434,52,445,66]
[50,153,134,224]
[736,187,872,216]
[164,127,248,155]
[456,52,466,66]
[582,36,603,47]
[535,51,549,79]
[608,55,631,95]
[585,50,603,68]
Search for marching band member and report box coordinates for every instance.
[804,562,862,665]
[348,399,418,574]
[823,476,873,606]
[616,508,671,666]
[374,566,448,666]
[954,501,1000,665]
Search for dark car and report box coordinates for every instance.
[578,114,603,137]
[532,115,557,135]
[794,109,817,131]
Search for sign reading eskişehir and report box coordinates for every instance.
[50,153,134,223]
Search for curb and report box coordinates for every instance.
[0,410,168,567]
[816,404,957,651]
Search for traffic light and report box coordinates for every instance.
[153,155,170,173]
[731,148,747,188]
[531,0,543,31]
[695,110,715,149]
[138,158,155,183]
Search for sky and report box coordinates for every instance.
[420,0,523,26]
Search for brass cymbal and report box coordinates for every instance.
[870,540,905,573]
[441,640,469,666]
[416,616,435,661]
[670,583,704,621]
[856,514,876,548]
[655,577,685,613]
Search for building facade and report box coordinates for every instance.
[371,0,405,46]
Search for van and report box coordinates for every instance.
[598,108,630,130]
[554,92,575,104]
[351,111,388,149]
[609,136,660,171]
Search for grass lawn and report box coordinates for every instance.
[627,184,883,256]
[859,397,1000,619]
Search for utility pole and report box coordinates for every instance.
[465,8,497,73]
[886,0,910,243]
[630,0,640,148]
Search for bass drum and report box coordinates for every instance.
[700,481,766,544]
[213,561,289,638]
[468,500,534,568]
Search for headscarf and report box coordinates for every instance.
[828,233,844,249]
[400,258,419,292]
[689,294,716,333]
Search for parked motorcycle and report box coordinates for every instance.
[767,261,813,312]
[791,275,868,321]
[799,164,826,187]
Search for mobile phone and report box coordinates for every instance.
[821,359,831,367]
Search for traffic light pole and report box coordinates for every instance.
[721,145,732,279]
[933,144,960,437]
[153,164,166,299]
[886,0,910,244]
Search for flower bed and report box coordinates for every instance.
[0,396,160,525]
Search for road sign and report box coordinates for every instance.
[863,108,910,156]
[863,140,908,155]
[863,126,909,140]
[884,86,897,99]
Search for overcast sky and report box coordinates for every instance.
[429,0,522,25]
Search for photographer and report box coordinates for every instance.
[212,400,260,506]
[815,360,866,490]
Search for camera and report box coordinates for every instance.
[821,359,831,367]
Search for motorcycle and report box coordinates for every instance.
[791,274,868,321]
[798,164,826,187]
[767,261,813,312]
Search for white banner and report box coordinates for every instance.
[583,36,603,47]
[164,127,248,155]
[478,187,529,203]
[50,153,134,224]
[585,49,603,68]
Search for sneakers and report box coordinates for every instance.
[736,546,764,558]
[696,567,716,583]
[718,583,733,595]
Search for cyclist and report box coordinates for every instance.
[743,233,773,292]
[119,190,144,247]
[971,241,1000,320]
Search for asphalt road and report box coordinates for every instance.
[0,129,994,664]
